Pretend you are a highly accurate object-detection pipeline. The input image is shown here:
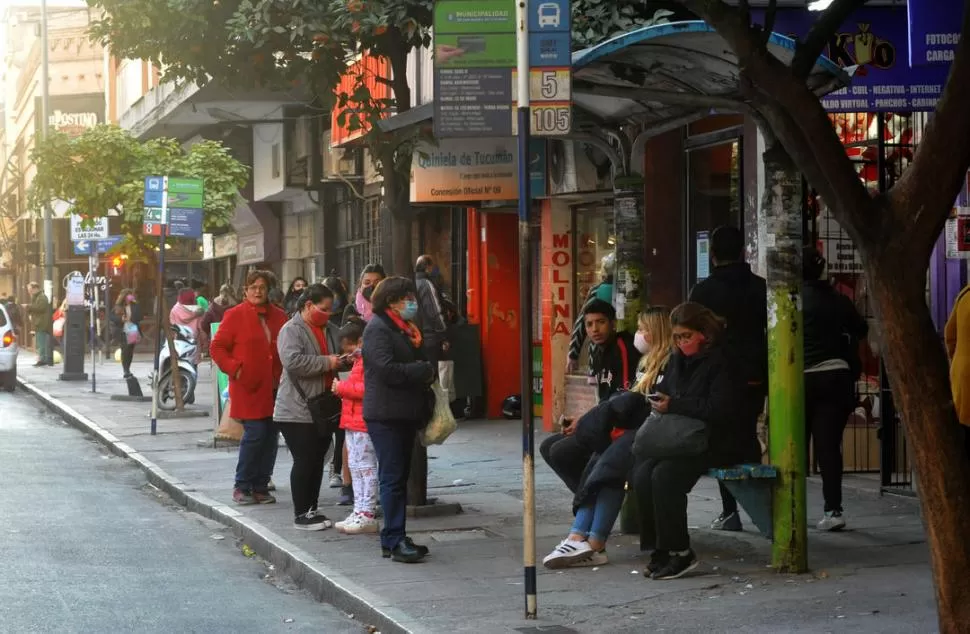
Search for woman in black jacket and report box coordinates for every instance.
[633,302,748,580]
[362,276,436,563]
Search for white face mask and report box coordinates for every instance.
[634,331,650,354]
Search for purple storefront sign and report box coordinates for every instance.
[908,0,964,66]
[759,8,951,112]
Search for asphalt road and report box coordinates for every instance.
[0,391,366,634]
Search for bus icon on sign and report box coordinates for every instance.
[537,2,560,28]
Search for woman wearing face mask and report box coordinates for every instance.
[632,302,748,581]
[274,283,349,530]
[352,264,386,323]
[361,276,436,563]
[283,277,308,317]
[115,289,143,378]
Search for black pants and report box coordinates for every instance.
[633,456,708,552]
[332,429,345,474]
[121,342,135,376]
[805,370,855,513]
[279,422,332,517]
[539,433,593,494]
[720,383,767,516]
[367,419,420,550]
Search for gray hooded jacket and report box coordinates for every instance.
[273,311,340,424]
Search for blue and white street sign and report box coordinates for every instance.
[529,0,569,32]
[144,175,165,208]
[167,208,204,239]
[73,236,124,256]
[529,31,571,66]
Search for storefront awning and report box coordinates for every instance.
[571,21,852,131]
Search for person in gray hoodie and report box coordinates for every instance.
[274,283,350,531]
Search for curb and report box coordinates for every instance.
[18,376,432,634]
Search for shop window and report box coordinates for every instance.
[571,206,615,376]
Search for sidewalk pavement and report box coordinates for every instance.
[17,352,938,634]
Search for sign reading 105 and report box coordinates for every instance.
[532,105,571,135]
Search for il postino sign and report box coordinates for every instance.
[411,138,518,203]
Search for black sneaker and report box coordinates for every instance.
[646,550,669,576]
[652,549,698,580]
[294,510,333,531]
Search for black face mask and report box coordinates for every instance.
[362,285,375,302]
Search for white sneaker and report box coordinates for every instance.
[334,512,357,532]
[338,513,379,535]
[568,550,609,567]
[542,539,593,569]
[817,511,846,531]
[329,473,343,488]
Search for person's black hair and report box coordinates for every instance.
[670,302,725,343]
[338,319,365,342]
[803,245,827,281]
[360,263,386,279]
[415,254,433,273]
[298,283,334,311]
[711,226,745,263]
[371,276,416,313]
[583,298,616,321]
[286,277,308,295]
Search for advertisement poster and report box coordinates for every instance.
[695,231,710,282]
[908,0,963,66]
[211,323,229,419]
[760,8,951,112]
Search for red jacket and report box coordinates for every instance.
[210,301,287,420]
[334,356,365,433]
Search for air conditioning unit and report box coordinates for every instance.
[291,116,312,162]
[323,146,363,180]
[547,140,611,196]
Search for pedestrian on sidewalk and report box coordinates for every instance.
[274,283,348,530]
[946,281,970,461]
[688,226,767,533]
[566,252,615,379]
[362,276,435,564]
[633,303,750,581]
[26,282,53,366]
[200,283,239,355]
[322,274,352,492]
[170,289,204,363]
[283,277,308,318]
[333,320,379,534]
[803,246,868,531]
[210,270,288,506]
[115,290,143,378]
[349,264,385,324]
[540,299,639,494]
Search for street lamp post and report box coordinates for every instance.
[40,0,54,302]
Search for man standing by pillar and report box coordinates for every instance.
[414,255,449,369]
[689,226,767,531]
[27,282,54,367]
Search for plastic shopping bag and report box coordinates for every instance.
[420,381,458,447]
[123,321,142,345]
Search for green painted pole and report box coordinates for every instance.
[614,174,645,535]
[761,144,807,572]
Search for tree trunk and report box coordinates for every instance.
[381,162,414,276]
[863,247,970,633]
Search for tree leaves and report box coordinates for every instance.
[28,125,248,258]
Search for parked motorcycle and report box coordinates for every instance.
[151,324,198,410]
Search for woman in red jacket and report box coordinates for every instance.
[332,319,379,534]
[210,270,289,505]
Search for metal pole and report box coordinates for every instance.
[515,0,536,620]
[150,177,169,435]
[89,247,97,392]
[40,0,54,303]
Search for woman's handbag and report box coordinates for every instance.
[632,411,709,459]
[288,372,342,438]
[123,321,141,345]
[419,381,458,446]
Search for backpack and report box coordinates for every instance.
[128,301,143,324]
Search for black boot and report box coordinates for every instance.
[382,536,430,559]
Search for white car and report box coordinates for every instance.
[0,302,19,391]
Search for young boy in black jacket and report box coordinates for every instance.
[540,299,641,493]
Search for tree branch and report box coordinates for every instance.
[791,0,869,79]
[889,0,970,253]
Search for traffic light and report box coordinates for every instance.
[110,254,128,276]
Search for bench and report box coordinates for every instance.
[707,464,778,539]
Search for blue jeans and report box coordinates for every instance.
[570,484,626,544]
[36,331,53,364]
[367,419,419,551]
[235,418,278,494]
